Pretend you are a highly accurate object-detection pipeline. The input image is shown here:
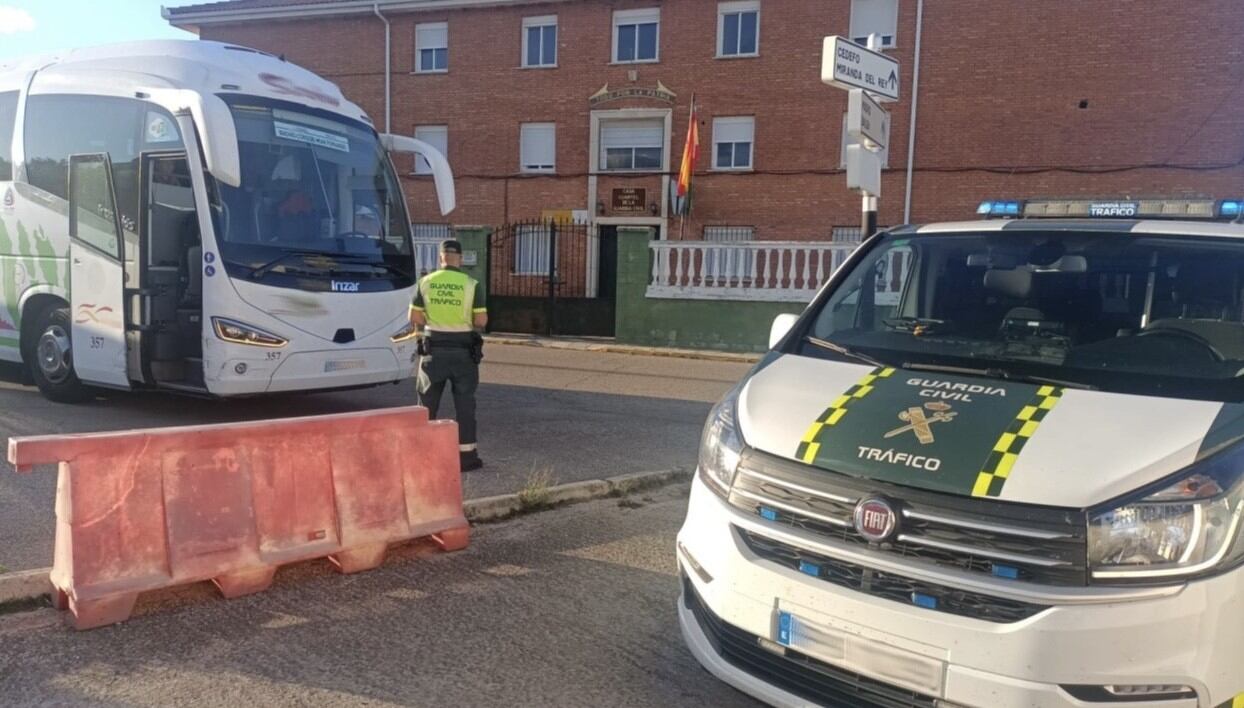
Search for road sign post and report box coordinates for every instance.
[822,34,898,240]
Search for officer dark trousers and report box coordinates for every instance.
[417,342,479,460]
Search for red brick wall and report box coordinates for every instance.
[199,0,1244,239]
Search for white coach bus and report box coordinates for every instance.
[0,40,454,401]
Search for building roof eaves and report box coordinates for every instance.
[163,0,574,25]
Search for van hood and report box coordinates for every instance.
[231,279,410,343]
[737,354,1244,508]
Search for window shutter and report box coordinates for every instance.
[713,117,754,145]
[521,123,556,170]
[416,23,447,50]
[600,119,664,149]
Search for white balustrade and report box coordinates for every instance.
[646,240,858,302]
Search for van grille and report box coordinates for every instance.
[729,449,1088,586]
[739,529,1049,623]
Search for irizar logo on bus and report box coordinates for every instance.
[331,281,360,293]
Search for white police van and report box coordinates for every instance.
[678,198,1244,708]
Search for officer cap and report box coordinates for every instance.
[440,239,463,255]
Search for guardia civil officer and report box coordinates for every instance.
[410,239,488,471]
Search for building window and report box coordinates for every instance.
[850,0,897,48]
[600,119,664,171]
[839,119,889,169]
[523,15,557,67]
[613,8,659,63]
[520,122,556,173]
[415,22,448,72]
[514,224,555,275]
[712,116,754,171]
[704,225,756,281]
[718,1,759,57]
[413,125,448,175]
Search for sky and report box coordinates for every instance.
[0,0,199,61]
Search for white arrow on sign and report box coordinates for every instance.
[821,36,900,101]
[847,89,890,150]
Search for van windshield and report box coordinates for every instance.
[802,229,1244,402]
[209,95,413,289]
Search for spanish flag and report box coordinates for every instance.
[675,96,699,216]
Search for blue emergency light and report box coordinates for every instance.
[1221,200,1243,219]
[977,200,1022,218]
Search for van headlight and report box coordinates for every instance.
[1089,445,1244,583]
[390,321,419,343]
[212,317,288,348]
[699,385,745,498]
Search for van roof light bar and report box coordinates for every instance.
[978,198,1244,222]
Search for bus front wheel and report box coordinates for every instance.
[25,304,92,403]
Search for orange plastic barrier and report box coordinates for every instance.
[8,406,468,630]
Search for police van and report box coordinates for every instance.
[678,198,1244,708]
[0,41,454,401]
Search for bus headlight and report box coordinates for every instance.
[390,321,419,343]
[699,385,745,498]
[212,317,288,348]
[1089,445,1244,583]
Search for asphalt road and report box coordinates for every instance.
[0,343,751,571]
[0,483,762,708]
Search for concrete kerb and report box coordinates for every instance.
[0,467,693,612]
[484,334,762,364]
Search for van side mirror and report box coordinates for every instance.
[769,313,799,349]
[379,133,456,215]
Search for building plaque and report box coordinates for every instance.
[611,187,648,213]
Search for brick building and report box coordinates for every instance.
[165,0,1244,243]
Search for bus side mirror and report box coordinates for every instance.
[380,133,456,216]
[769,313,799,349]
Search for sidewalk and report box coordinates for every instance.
[484,333,763,364]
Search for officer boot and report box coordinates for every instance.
[460,450,483,472]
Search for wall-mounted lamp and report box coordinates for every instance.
[597,200,606,215]
[649,202,659,216]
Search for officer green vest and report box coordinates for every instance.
[412,267,485,333]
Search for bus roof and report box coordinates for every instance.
[0,40,368,126]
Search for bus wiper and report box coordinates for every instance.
[332,256,412,280]
[900,362,1097,391]
[249,250,337,279]
[804,336,888,368]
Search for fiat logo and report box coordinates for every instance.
[854,497,898,543]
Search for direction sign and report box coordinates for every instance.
[846,144,882,196]
[821,36,900,101]
[847,89,890,150]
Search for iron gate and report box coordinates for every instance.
[486,220,617,337]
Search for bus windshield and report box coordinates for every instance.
[801,229,1244,402]
[210,95,414,289]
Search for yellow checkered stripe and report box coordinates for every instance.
[971,385,1064,498]
[796,367,896,464]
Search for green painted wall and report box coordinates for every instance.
[614,227,808,353]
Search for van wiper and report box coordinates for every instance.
[901,362,1097,390]
[804,336,888,368]
[248,250,338,279]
